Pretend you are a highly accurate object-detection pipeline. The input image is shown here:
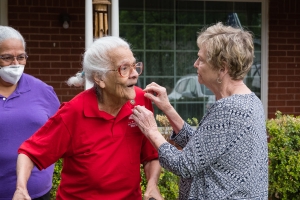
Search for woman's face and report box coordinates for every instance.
[0,38,26,86]
[0,38,26,67]
[194,46,217,87]
[102,47,139,101]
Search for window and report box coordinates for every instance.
[119,0,264,121]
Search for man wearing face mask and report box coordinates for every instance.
[0,26,60,200]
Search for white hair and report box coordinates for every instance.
[0,26,26,49]
[67,36,131,87]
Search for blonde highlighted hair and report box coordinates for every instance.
[197,22,254,80]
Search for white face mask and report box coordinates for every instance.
[0,65,24,84]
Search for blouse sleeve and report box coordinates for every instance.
[170,122,196,148]
[158,103,248,179]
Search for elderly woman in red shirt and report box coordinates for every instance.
[13,36,163,200]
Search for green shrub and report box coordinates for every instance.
[140,165,179,200]
[267,111,300,200]
[50,159,62,199]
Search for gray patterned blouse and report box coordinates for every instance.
[158,93,268,200]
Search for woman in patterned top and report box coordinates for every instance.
[132,22,268,200]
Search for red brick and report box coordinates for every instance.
[277,57,294,62]
[40,68,59,75]
[9,20,30,27]
[28,62,51,68]
[35,75,51,82]
[278,20,296,26]
[269,13,287,20]
[269,101,286,106]
[277,69,295,75]
[269,38,287,44]
[19,13,39,20]
[50,49,71,55]
[30,49,51,54]
[269,76,286,81]
[271,107,295,114]
[287,88,300,93]
[277,32,295,38]
[269,88,287,94]
[277,82,295,87]
[287,38,300,44]
[50,62,71,69]
[268,94,277,99]
[278,45,294,50]
[288,14,300,20]
[8,6,30,13]
[286,101,300,106]
[269,69,278,76]
[268,107,278,116]
[269,51,287,56]
[24,68,40,75]
[269,44,278,50]
[277,94,294,100]
[269,57,278,62]
[29,34,51,41]
[40,42,57,48]
[60,68,81,75]
[269,63,287,69]
[286,76,300,81]
[288,51,300,57]
[268,82,278,87]
[269,31,278,38]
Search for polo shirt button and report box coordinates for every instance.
[3,97,6,100]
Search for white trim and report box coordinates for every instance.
[111,0,119,36]
[85,0,94,89]
[0,0,8,25]
[261,0,269,119]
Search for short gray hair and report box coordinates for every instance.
[0,26,26,49]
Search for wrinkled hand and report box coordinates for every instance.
[143,82,172,113]
[12,188,31,200]
[144,184,164,200]
[132,105,158,138]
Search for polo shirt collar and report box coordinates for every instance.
[83,88,133,122]
[15,74,31,94]
[1,74,31,99]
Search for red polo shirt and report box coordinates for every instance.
[19,87,158,200]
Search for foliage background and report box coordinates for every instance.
[50,112,300,200]
[267,111,300,200]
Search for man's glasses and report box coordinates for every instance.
[108,62,143,78]
[0,54,28,63]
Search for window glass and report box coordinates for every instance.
[120,0,262,121]
[146,25,174,50]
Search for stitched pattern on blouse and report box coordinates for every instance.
[158,93,268,200]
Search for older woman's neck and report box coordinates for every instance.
[215,79,251,100]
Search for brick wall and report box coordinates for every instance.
[8,0,85,102]
[7,0,300,118]
[269,0,300,118]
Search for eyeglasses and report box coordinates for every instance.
[0,54,28,63]
[108,62,143,78]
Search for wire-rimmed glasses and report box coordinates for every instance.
[0,53,28,64]
[108,62,143,77]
